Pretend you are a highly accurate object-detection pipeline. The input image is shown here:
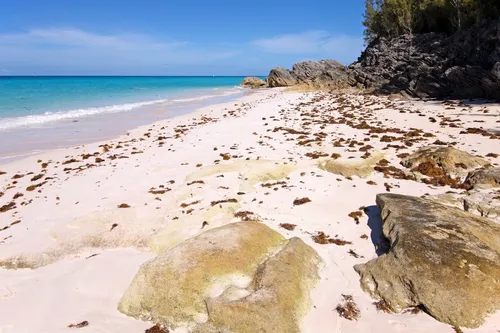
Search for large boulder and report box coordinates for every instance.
[401,146,488,179]
[241,76,266,88]
[118,222,321,333]
[465,167,500,189]
[355,194,500,328]
[266,67,298,87]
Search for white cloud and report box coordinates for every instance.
[252,30,364,64]
[0,28,240,74]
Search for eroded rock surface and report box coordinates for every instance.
[355,193,500,328]
[119,222,321,333]
[349,20,500,100]
[266,67,298,87]
[266,60,348,88]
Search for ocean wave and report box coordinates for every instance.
[0,88,243,131]
[0,99,168,131]
[169,88,241,103]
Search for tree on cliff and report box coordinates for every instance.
[362,0,500,41]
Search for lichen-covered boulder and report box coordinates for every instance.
[241,76,266,88]
[401,146,488,179]
[118,222,321,333]
[355,194,500,328]
[465,167,500,189]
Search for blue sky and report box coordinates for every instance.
[0,0,366,75]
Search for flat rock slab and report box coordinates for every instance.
[119,221,321,333]
[426,190,500,223]
[355,194,500,328]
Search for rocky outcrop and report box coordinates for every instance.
[465,167,500,188]
[119,222,321,333]
[401,146,488,179]
[355,194,500,328]
[266,20,500,99]
[266,67,298,87]
[241,76,266,88]
[349,20,500,99]
[266,60,348,88]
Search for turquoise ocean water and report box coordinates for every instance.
[0,76,252,131]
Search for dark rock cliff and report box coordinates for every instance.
[267,20,500,100]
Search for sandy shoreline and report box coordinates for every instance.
[0,88,499,333]
[0,89,245,164]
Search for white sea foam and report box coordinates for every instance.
[0,99,168,131]
[0,88,242,131]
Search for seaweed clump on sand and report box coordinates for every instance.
[293,197,311,206]
[234,211,256,221]
[348,211,363,224]
[145,324,169,333]
[279,223,297,231]
[68,321,89,328]
[336,295,360,320]
[312,232,352,246]
[0,202,16,213]
[211,198,238,206]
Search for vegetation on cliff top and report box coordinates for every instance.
[363,0,500,42]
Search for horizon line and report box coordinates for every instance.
[0,75,267,77]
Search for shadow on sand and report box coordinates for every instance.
[364,205,390,256]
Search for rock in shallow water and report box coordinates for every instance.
[118,221,321,333]
[355,193,500,328]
